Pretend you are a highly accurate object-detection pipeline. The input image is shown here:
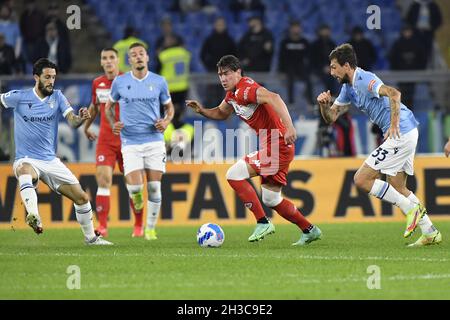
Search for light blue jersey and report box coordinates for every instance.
[0,88,73,161]
[109,71,171,146]
[335,67,418,134]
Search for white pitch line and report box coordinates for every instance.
[0,251,448,263]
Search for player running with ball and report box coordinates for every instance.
[318,43,441,247]
[187,55,321,246]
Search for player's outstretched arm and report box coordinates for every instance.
[83,102,99,141]
[66,107,91,129]
[186,99,233,120]
[444,137,450,157]
[317,90,350,124]
[379,84,401,139]
[256,87,297,145]
[105,98,123,135]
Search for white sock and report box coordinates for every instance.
[146,181,161,230]
[74,202,96,239]
[19,175,39,216]
[369,179,415,215]
[418,214,436,235]
[407,192,420,205]
[97,187,110,196]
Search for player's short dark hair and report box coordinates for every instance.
[128,42,146,51]
[33,58,58,76]
[217,55,242,72]
[101,47,118,55]
[329,43,358,68]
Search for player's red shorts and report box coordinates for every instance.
[245,142,295,186]
[96,142,124,173]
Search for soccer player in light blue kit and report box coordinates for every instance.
[318,44,441,247]
[106,43,174,240]
[0,58,112,245]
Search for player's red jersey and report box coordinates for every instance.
[224,77,295,186]
[91,74,122,147]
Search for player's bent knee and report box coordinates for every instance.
[147,181,161,203]
[226,159,250,181]
[261,187,283,208]
[74,192,90,205]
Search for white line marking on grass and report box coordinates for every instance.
[0,252,448,263]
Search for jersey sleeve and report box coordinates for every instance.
[335,85,350,106]
[359,72,384,98]
[0,90,21,109]
[109,78,120,102]
[57,90,74,117]
[236,78,260,104]
[159,78,172,105]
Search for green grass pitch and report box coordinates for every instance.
[0,222,449,299]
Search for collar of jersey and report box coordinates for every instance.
[33,88,49,102]
[130,71,150,82]
[351,67,362,90]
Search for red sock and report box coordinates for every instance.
[273,199,312,231]
[130,198,143,227]
[96,195,110,228]
[228,179,266,220]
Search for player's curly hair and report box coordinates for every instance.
[329,43,358,68]
[33,58,58,76]
[217,55,243,75]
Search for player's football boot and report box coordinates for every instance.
[85,235,113,245]
[132,225,144,237]
[131,191,144,211]
[26,212,43,234]
[404,204,426,238]
[144,228,157,240]
[408,230,442,247]
[248,221,275,242]
[94,226,108,238]
[292,226,322,246]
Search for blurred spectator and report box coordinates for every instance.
[201,16,237,106]
[0,32,16,74]
[155,17,184,55]
[157,44,191,139]
[19,0,45,64]
[44,2,70,44]
[0,3,21,60]
[310,24,337,95]
[333,113,356,157]
[347,26,377,71]
[406,0,442,62]
[113,26,148,72]
[36,22,72,73]
[229,0,265,21]
[201,17,237,71]
[278,20,313,105]
[388,24,426,109]
[171,0,216,15]
[238,16,274,71]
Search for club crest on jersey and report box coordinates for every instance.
[48,100,55,108]
[149,84,154,91]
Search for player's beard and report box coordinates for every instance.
[38,80,54,96]
[339,74,351,84]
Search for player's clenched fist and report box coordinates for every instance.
[186,100,203,114]
[317,90,332,106]
[155,119,169,132]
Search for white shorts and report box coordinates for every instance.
[13,157,79,194]
[365,128,418,176]
[121,141,166,176]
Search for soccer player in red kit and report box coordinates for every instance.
[84,48,143,238]
[187,55,322,245]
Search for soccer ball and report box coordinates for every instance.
[197,223,225,247]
